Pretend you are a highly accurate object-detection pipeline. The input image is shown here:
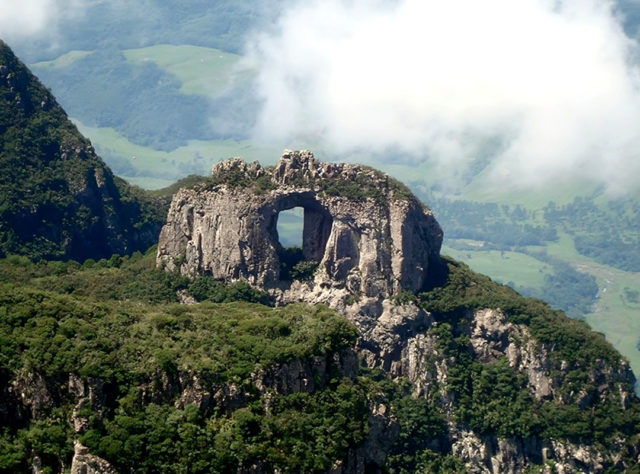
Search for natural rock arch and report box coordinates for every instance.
[271,192,333,271]
[156,150,443,299]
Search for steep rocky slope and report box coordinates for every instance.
[0,40,163,261]
[157,151,640,472]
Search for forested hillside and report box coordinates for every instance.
[1,2,640,470]
[0,40,164,261]
[1,249,639,472]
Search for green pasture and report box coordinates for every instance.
[462,175,600,208]
[31,50,92,69]
[74,120,280,188]
[441,243,551,290]
[123,44,241,97]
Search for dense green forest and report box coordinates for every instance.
[1,250,639,472]
[0,250,449,472]
[0,251,369,472]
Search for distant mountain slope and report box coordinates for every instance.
[0,40,164,261]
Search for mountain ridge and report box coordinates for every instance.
[153,150,640,472]
[0,40,164,261]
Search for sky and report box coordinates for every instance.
[245,0,640,192]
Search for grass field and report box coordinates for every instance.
[74,120,281,188]
[31,50,93,69]
[442,244,551,290]
[123,44,242,97]
[462,176,601,208]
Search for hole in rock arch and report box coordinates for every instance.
[277,207,304,248]
[274,201,333,281]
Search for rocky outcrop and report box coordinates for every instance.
[70,442,117,474]
[157,150,443,370]
[401,308,639,473]
[157,150,442,294]
[156,151,640,472]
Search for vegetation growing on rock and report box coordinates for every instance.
[1,39,639,472]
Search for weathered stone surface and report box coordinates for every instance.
[157,150,443,297]
[70,441,117,474]
[157,150,443,373]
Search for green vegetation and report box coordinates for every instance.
[512,252,599,319]
[12,0,640,394]
[80,379,370,473]
[418,257,640,446]
[32,47,216,151]
[72,121,280,187]
[188,275,273,305]
[123,45,241,97]
[0,238,639,470]
[431,197,557,248]
[383,379,456,473]
[278,246,319,282]
[318,166,392,203]
[5,4,640,470]
[0,251,364,472]
[0,40,164,261]
[544,196,640,272]
[31,50,92,69]
[442,246,551,289]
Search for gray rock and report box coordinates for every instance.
[156,150,639,473]
[157,150,443,296]
[70,442,117,474]
[157,150,443,371]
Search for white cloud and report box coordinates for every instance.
[245,0,640,191]
[0,0,84,41]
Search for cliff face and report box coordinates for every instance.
[0,40,163,261]
[157,151,640,473]
[157,150,443,295]
[157,150,444,370]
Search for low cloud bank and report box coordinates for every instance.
[0,0,84,43]
[245,0,640,191]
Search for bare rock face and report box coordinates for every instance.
[157,150,442,295]
[70,442,117,474]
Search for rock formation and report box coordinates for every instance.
[157,150,640,473]
[157,150,443,369]
[157,149,443,294]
